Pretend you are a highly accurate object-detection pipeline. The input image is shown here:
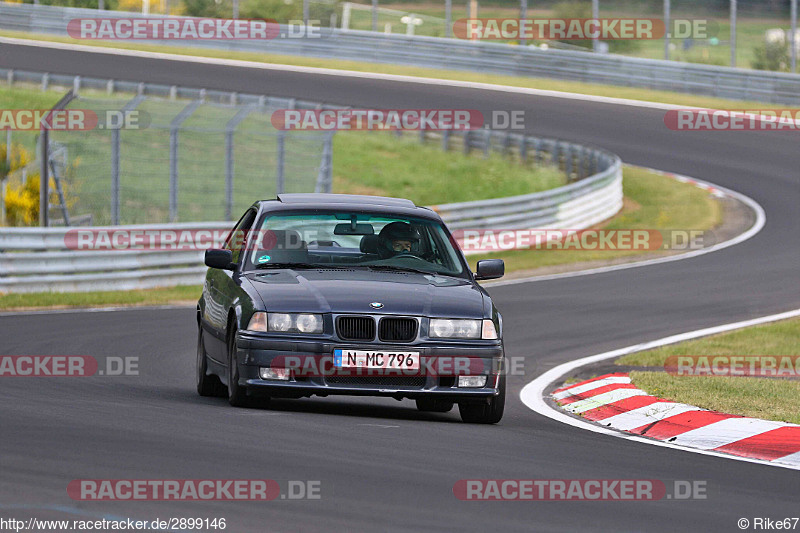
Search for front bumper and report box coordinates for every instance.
[236,331,504,402]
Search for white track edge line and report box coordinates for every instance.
[520,308,800,471]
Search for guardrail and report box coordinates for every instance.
[0,142,621,292]
[2,2,800,105]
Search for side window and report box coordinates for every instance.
[224,209,257,265]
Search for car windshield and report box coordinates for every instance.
[244,211,467,277]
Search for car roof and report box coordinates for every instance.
[276,193,416,208]
[255,194,441,221]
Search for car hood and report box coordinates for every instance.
[245,269,485,317]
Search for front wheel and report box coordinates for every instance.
[196,329,219,397]
[458,374,505,424]
[227,327,252,408]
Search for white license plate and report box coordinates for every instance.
[334,349,420,370]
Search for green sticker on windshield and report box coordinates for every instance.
[257,255,271,264]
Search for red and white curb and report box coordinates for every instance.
[521,309,800,471]
[553,373,800,468]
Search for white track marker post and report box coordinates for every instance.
[592,0,599,52]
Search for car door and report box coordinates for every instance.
[202,208,258,364]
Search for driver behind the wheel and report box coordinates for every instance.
[378,221,421,259]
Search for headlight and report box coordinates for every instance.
[296,313,323,333]
[247,312,268,332]
[247,312,323,334]
[429,319,481,339]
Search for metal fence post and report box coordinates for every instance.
[225,130,234,218]
[225,106,253,221]
[111,94,145,225]
[37,90,75,227]
[39,127,49,227]
[326,132,334,192]
[445,0,451,38]
[168,100,201,223]
[316,132,334,193]
[276,131,286,194]
[565,145,573,181]
[1,129,10,226]
[169,128,178,222]
[111,128,120,224]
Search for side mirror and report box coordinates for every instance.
[205,249,235,271]
[475,259,504,281]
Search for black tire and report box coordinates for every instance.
[415,398,454,413]
[196,328,218,397]
[458,374,506,424]
[227,326,251,408]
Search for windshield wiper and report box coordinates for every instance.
[365,265,433,275]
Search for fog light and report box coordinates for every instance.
[260,367,290,381]
[458,375,487,388]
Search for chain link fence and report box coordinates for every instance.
[43,93,332,226]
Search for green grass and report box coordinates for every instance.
[2,29,799,110]
[630,370,800,425]
[617,317,800,366]
[0,284,202,310]
[614,317,800,425]
[468,165,720,272]
[332,131,564,205]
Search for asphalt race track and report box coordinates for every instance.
[1,42,799,532]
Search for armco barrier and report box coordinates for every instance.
[2,2,800,105]
[0,151,621,293]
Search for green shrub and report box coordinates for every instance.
[751,40,790,72]
[552,0,642,54]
